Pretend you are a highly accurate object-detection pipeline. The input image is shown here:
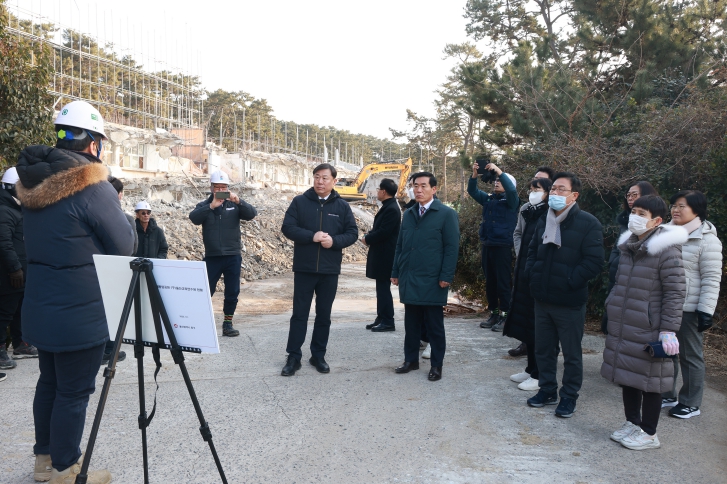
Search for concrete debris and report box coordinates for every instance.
[119,178,374,283]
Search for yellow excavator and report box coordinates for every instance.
[336,158,413,202]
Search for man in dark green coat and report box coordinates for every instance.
[391,172,459,381]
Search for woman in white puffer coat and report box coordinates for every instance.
[661,190,723,419]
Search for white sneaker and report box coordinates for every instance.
[517,377,540,391]
[510,372,530,383]
[422,344,431,359]
[610,421,640,442]
[620,429,661,450]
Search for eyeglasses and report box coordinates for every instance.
[670,204,688,212]
[625,192,640,200]
[550,186,573,195]
[138,210,151,216]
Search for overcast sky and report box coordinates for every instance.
[13,0,471,139]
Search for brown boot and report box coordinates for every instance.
[49,454,111,484]
[34,454,52,482]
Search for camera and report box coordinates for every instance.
[475,155,497,183]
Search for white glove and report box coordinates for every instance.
[659,332,679,356]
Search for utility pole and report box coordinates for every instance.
[233,107,237,152]
[241,107,245,151]
[218,108,224,149]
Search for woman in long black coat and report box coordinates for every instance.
[502,177,551,391]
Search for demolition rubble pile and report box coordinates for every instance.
[119,178,374,282]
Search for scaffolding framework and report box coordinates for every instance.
[6,2,203,131]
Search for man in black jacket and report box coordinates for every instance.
[189,170,257,337]
[280,163,358,376]
[0,167,37,372]
[134,201,168,259]
[362,178,401,332]
[524,172,604,418]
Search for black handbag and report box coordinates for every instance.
[644,342,677,359]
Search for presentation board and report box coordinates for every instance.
[94,255,220,354]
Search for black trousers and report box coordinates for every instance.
[525,341,539,379]
[482,245,512,312]
[534,301,585,400]
[623,386,661,435]
[0,292,23,348]
[286,272,339,360]
[375,278,394,325]
[34,343,105,471]
[205,254,242,316]
[404,304,445,367]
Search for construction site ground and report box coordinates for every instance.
[2,263,726,483]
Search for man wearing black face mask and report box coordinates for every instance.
[0,167,37,372]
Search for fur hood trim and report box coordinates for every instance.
[17,163,109,210]
[618,224,689,255]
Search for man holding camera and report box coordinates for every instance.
[189,170,257,337]
[467,160,519,331]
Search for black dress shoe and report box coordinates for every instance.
[281,355,301,376]
[508,342,527,358]
[366,318,381,330]
[395,361,419,373]
[309,356,330,373]
[371,324,395,332]
[428,366,442,381]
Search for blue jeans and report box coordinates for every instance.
[205,254,242,316]
[33,344,105,471]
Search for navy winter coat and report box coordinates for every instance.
[467,175,519,246]
[16,146,135,352]
[365,197,401,280]
[281,188,358,274]
[524,203,604,308]
[391,199,460,306]
[0,188,26,295]
[189,195,257,257]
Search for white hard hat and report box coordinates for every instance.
[55,101,107,139]
[210,170,230,184]
[1,167,19,185]
[134,201,151,211]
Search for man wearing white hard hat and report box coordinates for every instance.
[17,100,134,484]
[189,169,257,337]
[0,167,38,375]
[134,201,168,260]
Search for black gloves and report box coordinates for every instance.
[601,312,609,335]
[696,311,713,332]
[8,269,23,289]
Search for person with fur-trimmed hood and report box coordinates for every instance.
[601,195,687,451]
[16,101,134,484]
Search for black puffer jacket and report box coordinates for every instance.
[524,203,604,307]
[16,146,135,352]
[135,218,168,259]
[365,197,401,280]
[607,209,629,292]
[189,195,257,257]
[281,188,358,274]
[502,202,548,344]
[0,188,26,295]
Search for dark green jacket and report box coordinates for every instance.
[391,199,460,306]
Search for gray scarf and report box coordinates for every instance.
[543,202,577,248]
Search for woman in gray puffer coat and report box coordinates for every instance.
[601,195,687,451]
[661,190,723,419]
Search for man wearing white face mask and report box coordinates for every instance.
[523,172,603,418]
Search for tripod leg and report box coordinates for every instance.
[133,276,150,484]
[77,271,140,484]
[146,269,228,484]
